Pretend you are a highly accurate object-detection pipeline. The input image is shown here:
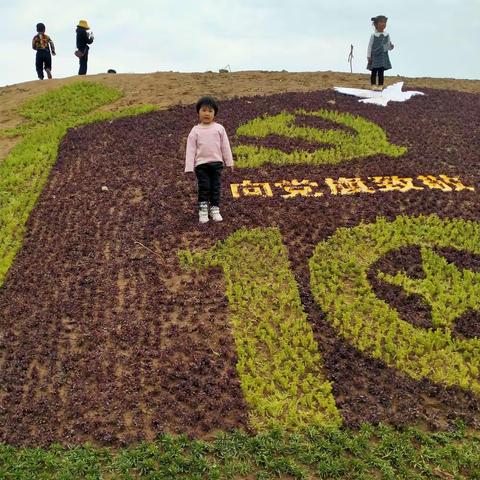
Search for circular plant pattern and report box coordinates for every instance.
[310,214,480,393]
[1,87,480,446]
[234,108,406,167]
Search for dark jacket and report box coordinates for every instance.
[76,27,93,52]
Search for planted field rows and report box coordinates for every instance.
[0,86,480,448]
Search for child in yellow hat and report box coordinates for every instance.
[76,20,94,75]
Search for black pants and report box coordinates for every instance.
[195,162,223,206]
[78,51,89,75]
[371,67,385,86]
[35,50,51,79]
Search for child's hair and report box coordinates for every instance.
[196,96,219,115]
[36,23,46,33]
[371,15,388,26]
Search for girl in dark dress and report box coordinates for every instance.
[367,15,394,90]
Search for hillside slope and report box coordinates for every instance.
[1,70,479,161]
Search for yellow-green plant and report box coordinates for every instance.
[234,108,407,168]
[309,214,480,394]
[0,81,157,285]
[379,246,480,331]
[179,227,341,431]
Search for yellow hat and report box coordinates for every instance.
[77,20,90,29]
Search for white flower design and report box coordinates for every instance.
[334,82,424,107]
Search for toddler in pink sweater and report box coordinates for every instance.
[185,96,234,223]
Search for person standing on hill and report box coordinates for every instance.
[76,20,94,75]
[367,15,394,91]
[32,23,56,80]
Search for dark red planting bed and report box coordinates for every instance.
[1,88,479,446]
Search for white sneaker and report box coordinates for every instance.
[198,202,209,223]
[209,206,223,222]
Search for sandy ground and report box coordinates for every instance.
[1,70,479,160]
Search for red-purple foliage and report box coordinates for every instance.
[0,88,479,446]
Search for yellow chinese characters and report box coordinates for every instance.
[274,179,324,198]
[417,175,475,192]
[325,178,375,195]
[369,176,424,192]
[230,175,475,199]
[230,180,273,198]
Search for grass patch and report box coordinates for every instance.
[1,424,479,479]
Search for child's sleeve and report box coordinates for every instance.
[387,34,393,50]
[32,36,37,50]
[49,37,56,54]
[220,127,234,167]
[367,34,374,57]
[185,129,197,172]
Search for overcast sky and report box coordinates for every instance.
[1,0,479,87]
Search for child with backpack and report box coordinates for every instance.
[32,23,56,80]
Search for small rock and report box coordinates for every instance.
[101,185,109,191]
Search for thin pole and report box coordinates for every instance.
[348,44,354,73]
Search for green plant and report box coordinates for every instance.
[310,214,480,393]
[179,227,341,431]
[233,109,406,168]
[1,424,479,479]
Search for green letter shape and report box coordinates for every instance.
[310,214,480,393]
[234,109,406,168]
[180,227,341,431]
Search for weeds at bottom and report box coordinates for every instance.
[1,423,479,479]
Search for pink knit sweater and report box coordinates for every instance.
[184,122,234,172]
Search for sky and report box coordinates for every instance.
[1,0,479,87]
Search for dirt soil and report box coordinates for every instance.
[1,83,479,447]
